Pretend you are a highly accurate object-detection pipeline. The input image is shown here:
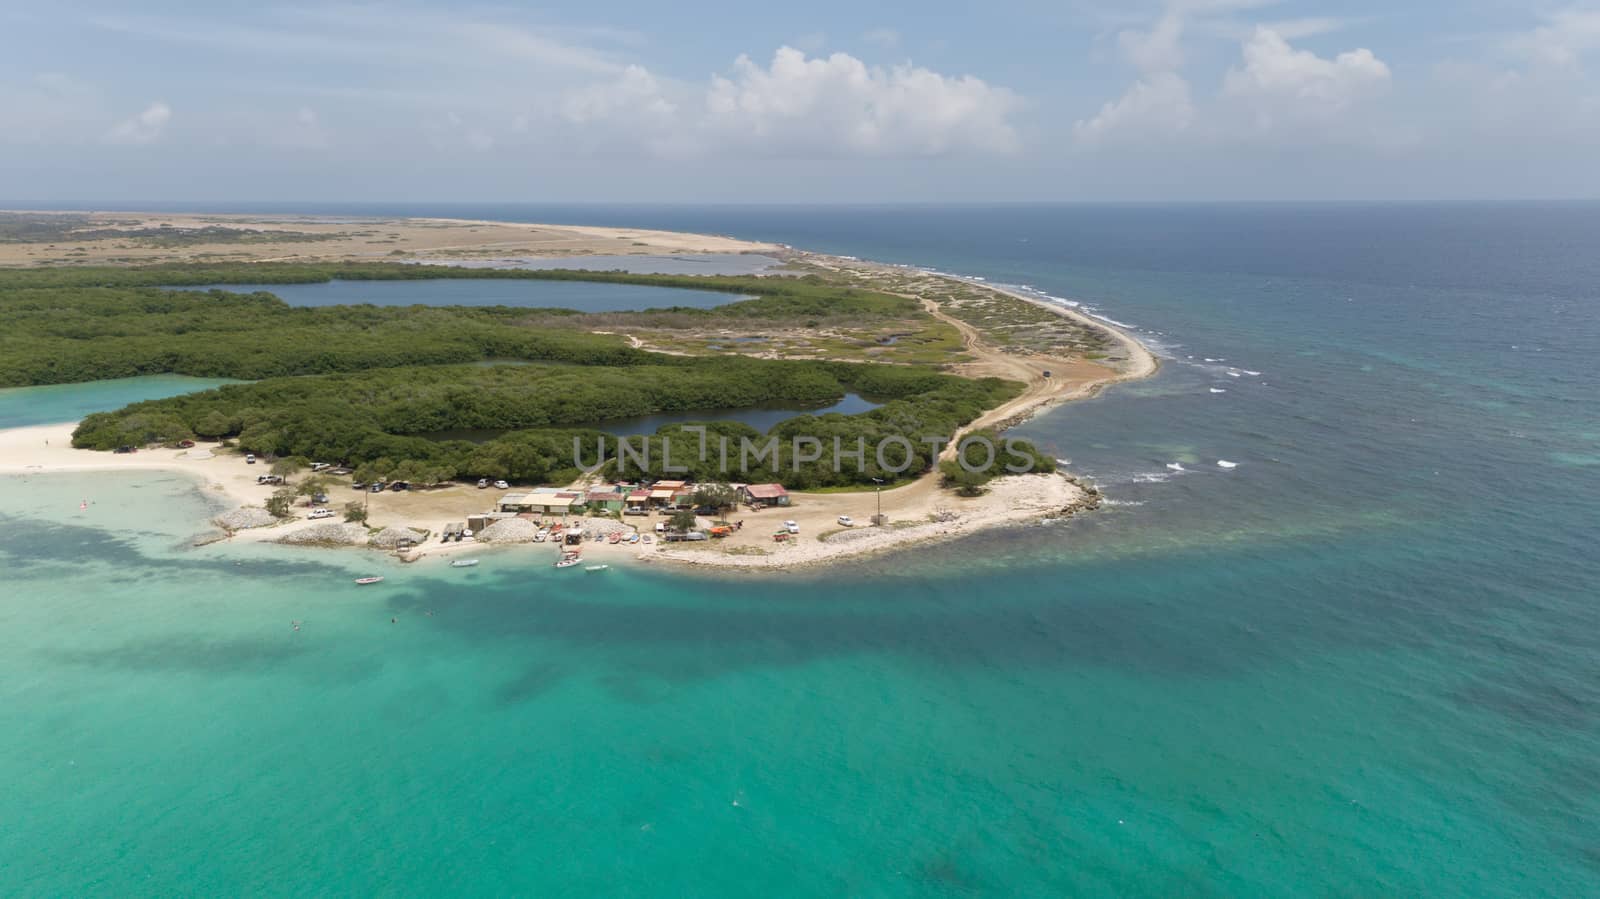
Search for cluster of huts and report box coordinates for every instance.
[491,480,790,517]
[467,480,789,536]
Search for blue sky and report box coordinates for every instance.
[3,1,1599,202]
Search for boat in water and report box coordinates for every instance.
[449,559,480,568]
[585,564,609,573]
[554,552,582,569]
[354,576,385,585]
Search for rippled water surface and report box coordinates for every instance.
[4,204,1598,896]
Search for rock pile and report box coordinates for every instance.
[476,518,539,543]
[213,507,277,531]
[277,523,369,546]
[370,526,427,548]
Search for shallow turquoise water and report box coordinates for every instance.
[4,204,1599,896]
[0,375,242,429]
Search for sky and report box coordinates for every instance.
[3,0,1599,203]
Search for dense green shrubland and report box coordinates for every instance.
[71,359,1050,487]
[0,263,914,387]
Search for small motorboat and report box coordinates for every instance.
[554,556,582,569]
[641,534,653,544]
[608,532,622,544]
[354,576,385,585]
[585,564,609,573]
[627,533,640,544]
[450,559,480,568]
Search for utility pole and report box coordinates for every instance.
[872,477,884,525]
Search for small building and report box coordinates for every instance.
[538,495,578,516]
[625,490,651,514]
[497,492,534,512]
[648,487,678,508]
[741,483,790,507]
[585,488,625,513]
[498,492,577,516]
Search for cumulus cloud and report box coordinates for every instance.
[560,64,677,125]
[105,101,172,144]
[1222,27,1391,130]
[1074,72,1194,143]
[700,46,1021,156]
[1508,8,1600,68]
[1119,14,1187,73]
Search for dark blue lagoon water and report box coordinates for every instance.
[4,203,1599,896]
[172,277,746,311]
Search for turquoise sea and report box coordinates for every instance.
[4,204,1599,896]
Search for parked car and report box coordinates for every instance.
[310,462,330,472]
[308,508,335,520]
[113,445,136,454]
[493,480,510,490]
[245,454,256,464]
[369,483,385,493]
[389,481,410,492]
[176,440,196,449]
[784,520,800,534]
[837,515,855,527]
[311,493,329,504]
[654,522,666,533]
[476,478,489,489]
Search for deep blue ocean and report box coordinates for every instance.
[3,203,1598,896]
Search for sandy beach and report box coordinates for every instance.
[0,210,781,267]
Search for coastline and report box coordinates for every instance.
[0,215,1160,572]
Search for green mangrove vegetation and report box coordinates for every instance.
[0,263,925,387]
[71,359,1052,488]
[8,261,1055,488]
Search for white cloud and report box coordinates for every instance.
[105,101,172,145]
[863,28,901,49]
[1255,17,1357,41]
[1508,8,1600,68]
[1119,13,1186,72]
[1222,27,1390,127]
[560,65,677,125]
[699,47,1020,157]
[1074,72,1194,143]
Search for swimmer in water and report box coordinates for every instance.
[292,620,301,632]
